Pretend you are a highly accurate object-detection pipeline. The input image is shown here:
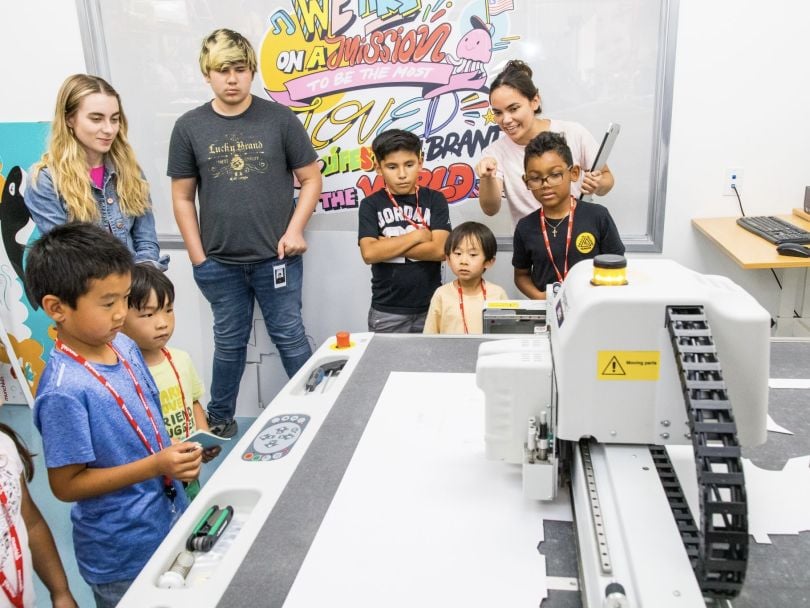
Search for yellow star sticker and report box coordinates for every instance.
[483,108,496,125]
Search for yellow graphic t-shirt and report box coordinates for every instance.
[149,348,204,441]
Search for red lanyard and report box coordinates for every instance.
[161,348,191,439]
[383,186,427,230]
[55,340,176,502]
[457,279,487,335]
[539,197,577,283]
[0,487,23,608]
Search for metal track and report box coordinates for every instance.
[653,305,748,598]
[579,439,613,574]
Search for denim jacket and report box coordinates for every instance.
[25,163,168,269]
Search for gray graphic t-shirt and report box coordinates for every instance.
[168,96,317,263]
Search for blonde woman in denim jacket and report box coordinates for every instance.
[25,74,167,269]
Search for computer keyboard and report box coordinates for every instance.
[736,216,810,245]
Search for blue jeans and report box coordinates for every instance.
[91,579,133,608]
[193,255,312,422]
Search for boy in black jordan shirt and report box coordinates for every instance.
[358,129,451,332]
[513,131,624,298]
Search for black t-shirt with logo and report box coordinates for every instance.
[358,187,451,314]
[512,201,624,293]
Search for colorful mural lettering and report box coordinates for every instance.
[0,122,52,404]
[259,0,517,212]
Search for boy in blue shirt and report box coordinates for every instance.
[25,223,202,608]
[358,129,451,332]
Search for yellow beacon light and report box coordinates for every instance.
[591,254,628,286]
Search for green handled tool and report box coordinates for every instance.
[186,504,234,552]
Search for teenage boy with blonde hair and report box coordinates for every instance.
[168,29,322,437]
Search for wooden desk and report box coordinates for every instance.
[692,214,810,336]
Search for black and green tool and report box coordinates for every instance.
[186,504,234,552]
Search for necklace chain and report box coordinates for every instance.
[544,214,569,237]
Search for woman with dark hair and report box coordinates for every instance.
[476,60,614,226]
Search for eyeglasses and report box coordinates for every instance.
[523,166,572,190]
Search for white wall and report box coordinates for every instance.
[660,0,810,313]
[6,0,810,409]
[0,2,85,121]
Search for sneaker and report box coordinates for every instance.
[208,418,238,439]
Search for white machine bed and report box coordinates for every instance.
[121,259,808,607]
[123,334,564,607]
[119,335,809,608]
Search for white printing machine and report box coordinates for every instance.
[121,257,770,607]
[477,257,768,606]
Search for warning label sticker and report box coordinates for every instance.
[597,351,660,381]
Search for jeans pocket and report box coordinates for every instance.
[192,258,219,289]
[192,257,217,278]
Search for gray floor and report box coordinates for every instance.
[2,338,808,607]
[735,339,810,608]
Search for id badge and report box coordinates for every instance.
[273,263,287,288]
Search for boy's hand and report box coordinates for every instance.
[155,442,203,482]
[581,170,603,195]
[277,230,308,259]
[411,226,432,244]
[476,157,498,179]
[202,445,222,463]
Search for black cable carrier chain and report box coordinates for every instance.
[649,305,748,598]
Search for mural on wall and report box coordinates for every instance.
[0,123,52,404]
[259,0,517,213]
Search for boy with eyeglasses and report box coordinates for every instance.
[512,131,624,299]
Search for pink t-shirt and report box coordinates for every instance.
[482,119,599,227]
[89,165,104,189]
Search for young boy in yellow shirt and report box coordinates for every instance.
[424,222,508,334]
[123,264,220,500]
